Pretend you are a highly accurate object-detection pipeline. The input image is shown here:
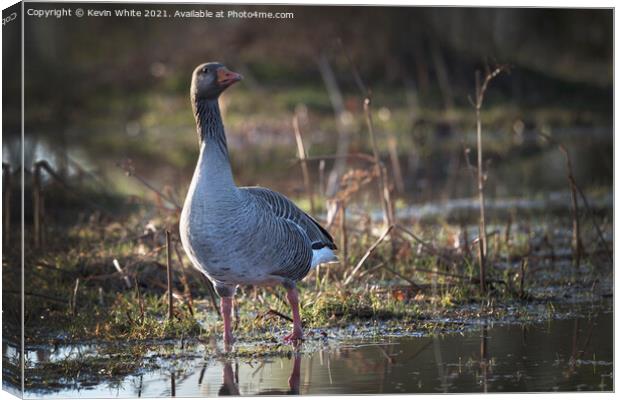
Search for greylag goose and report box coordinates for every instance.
[180,62,337,347]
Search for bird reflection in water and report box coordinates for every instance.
[218,353,301,396]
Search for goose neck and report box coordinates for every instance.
[193,99,236,191]
[195,98,229,156]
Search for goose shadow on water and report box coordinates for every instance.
[218,354,301,396]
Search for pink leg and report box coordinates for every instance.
[284,287,303,342]
[221,297,234,348]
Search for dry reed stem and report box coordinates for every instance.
[387,135,405,193]
[540,132,612,264]
[112,259,132,289]
[470,65,507,293]
[293,115,315,215]
[504,214,512,247]
[364,97,395,227]
[339,200,348,271]
[575,185,612,262]
[71,278,80,317]
[166,230,174,321]
[519,258,527,299]
[117,160,181,212]
[172,241,195,317]
[380,264,422,290]
[461,222,472,259]
[134,276,145,323]
[32,159,111,221]
[344,224,394,286]
[393,224,457,265]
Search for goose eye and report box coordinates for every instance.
[202,67,209,74]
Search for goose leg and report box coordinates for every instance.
[284,287,303,342]
[220,296,234,348]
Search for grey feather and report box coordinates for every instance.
[242,187,337,250]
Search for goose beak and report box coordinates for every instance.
[217,67,243,87]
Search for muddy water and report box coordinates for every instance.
[14,308,612,398]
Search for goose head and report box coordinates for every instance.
[191,62,243,102]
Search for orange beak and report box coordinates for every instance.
[217,67,243,87]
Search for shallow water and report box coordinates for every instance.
[15,309,612,397]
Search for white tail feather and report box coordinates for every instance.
[311,247,338,269]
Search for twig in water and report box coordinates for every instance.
[344,225,394,286]
[575,185,612,262]
[469,64,508,293]
[536,132,584,270]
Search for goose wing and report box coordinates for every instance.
[242,186,337,251]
